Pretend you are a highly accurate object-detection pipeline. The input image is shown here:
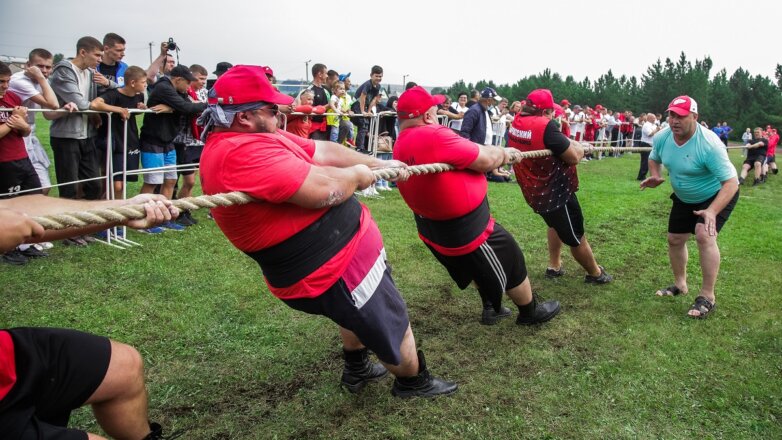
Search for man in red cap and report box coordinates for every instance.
[641,95,739,318]
[560,99,572,120]
[198,66,456,398]
[393,86,562,326]
[507,89,613,285]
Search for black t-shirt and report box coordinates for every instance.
[98,62,120,84]
[96,89,144,152]
[308,84,329,123]
[351,80,381,113]
[544,120,571,155]
[749,137,769,157]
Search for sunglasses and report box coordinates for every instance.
[255,105,279,117]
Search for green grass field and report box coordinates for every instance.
[2,123,781,439]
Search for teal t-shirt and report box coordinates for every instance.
[650,124,737,204]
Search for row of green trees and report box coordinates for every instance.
[438,53,782,140]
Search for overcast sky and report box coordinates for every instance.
[2,0,779,89]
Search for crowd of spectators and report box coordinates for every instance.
[0,33,211,264]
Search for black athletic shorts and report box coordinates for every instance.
[538,193,585,247]
[744,153,767,166]
[95,139,140,182]
[766,154,775,164]
[668,190,739,235]
[425,223,527,312]
[175,143,203,177]
[0,158,42,199]
[0,328,111,440]
[282,266,409,365]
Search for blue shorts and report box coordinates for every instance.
[140,149,177,184]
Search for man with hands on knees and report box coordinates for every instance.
[640,95,739,318]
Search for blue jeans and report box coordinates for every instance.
[329,125,340,142]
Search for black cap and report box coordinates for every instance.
[169,65,196,81]
[213,62,233,75]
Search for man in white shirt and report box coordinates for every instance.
[570,105,586,141]
[638,113,660,180]
[9,49,76,195]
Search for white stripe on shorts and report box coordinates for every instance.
[479,242,506,292]
[351,248,387,309]
[564,204,581,245]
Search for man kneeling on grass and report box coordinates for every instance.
[198,66,457,398]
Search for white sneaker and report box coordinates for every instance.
[360,186,381,197]
[37,242,54,250]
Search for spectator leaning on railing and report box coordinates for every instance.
[8,48,63,197]
[89,66,148,198]
[138,65,206,232]
[351,65,384,153]
[48,36,104,204]
[307,63,330,141]
[0,61,45,265]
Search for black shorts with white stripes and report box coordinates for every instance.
[538,193,584,247]
[425,223,527,312]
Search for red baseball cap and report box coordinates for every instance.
[553,103,565,118]
[560,99,570,106]
[209,65,293,106]
[595,104,604,110]
[527,89,555,110]
[261,65,275,77]
[666,95,698,116]
[397,86,445,120]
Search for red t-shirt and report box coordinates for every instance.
[199,129,379,299]
[0,330,16,402]
[285,114,311,139]
[393,124,495,255]
[768,133,779,156]
[0,91,28,163]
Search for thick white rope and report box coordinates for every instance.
[34,146,653,230]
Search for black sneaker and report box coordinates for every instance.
[544,267,565,278]
[143,422,185,440]
[341,348,389,393]
[480,306,512,325]
[2,250,29,265]
[176,211,195,227]
[584,265,613,284]
[20,246,48,258]
[773,169,779,175]
[62,237,88,247]
[391,350,458,398]
[516,294,561,325]
[738,177,745,185]
[753,178,761,186]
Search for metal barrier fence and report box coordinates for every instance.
[0,107,200,248]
